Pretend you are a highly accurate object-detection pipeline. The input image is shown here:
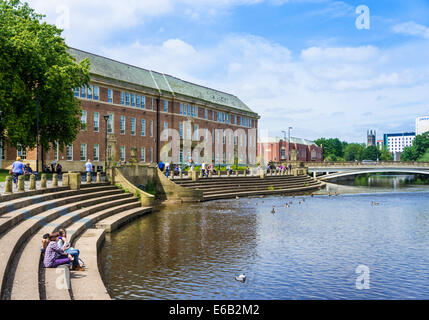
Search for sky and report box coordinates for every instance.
[25,0,429,143]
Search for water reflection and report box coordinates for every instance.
[99,178,429,300]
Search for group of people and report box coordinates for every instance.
[10,157,38,186]
[266,162,292,174]
[41,229,84,271]
[47,161,63,177]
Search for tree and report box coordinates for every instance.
[361,146,380,161]
[0,0,90,152]
[379,145,393,161]
[315,138,345,159]
[401,146,418,161]
[344,143,366,161]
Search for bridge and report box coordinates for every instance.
[306,161,429,181]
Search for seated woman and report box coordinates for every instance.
[43,232,74,269]
[40,233,50,256]
[58,229,84,271]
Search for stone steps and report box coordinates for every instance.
[203,184,321,201]
[70,207,151,300]
[188,181,320,194]
[8,197,137,300]
[0,186,120,237]
[41,204,150,300]
[173,174,321,201]
[0,187,130,299]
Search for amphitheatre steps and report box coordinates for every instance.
[0,181,153,300]
[174,174,321,201]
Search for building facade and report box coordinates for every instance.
[383,132,415,154]
[416,116,429,135]
[367,130,376,147]
[258,137,323,164]
[1,48,260,171]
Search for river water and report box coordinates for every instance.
[98,175,429,300]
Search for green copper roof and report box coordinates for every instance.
[68,48,257,116]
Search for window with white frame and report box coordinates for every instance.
[74,87,79,97]
[163,121,168,139]
[126,93,130,106]
[94,112,99,132]
[108,89,113,103]
[66,144,73,161]
[141,147,146,162]
[136,95,140,108]
[81,110,87,131]
[94,144,100,161]
[120,146,126,162]
[54,142,59,161]
[0,140,4,160]
[88,85,93,99]
[120,116,125,135]
[164,100,168,112]
[179,122,183,139]
[141,119,146,137]
[17,144,26,160]
[107,114,113,134]
[141,96,146,109]
[194,124,199,141]
[80,86,86,98]
[150,120,153,137]
[94,86,99,100]
[131,118,136,135]
[131,93,136,107]
[80,144,87,161]
[205,108,208,119]
[121,92,125,105]
[150,147,153,162]
[180,103,183,115]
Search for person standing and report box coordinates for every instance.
[11,157,25,187]
[158,161,165,172]
[85,159,92,181]
[201,162,206,177]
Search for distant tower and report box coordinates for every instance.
[367,130,376,147]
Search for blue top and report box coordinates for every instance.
[158,162,165,170]
[85,162,92,172]
[12,161,25,174]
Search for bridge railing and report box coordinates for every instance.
[306,161,429,168]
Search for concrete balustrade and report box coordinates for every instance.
[5,176,13,194]
[62,173,69,187]
[41,174,47,189]
[87,172,92,184]
[69,172,81,190]
[52,174,58,187]
[29,175,36,190]
[17,176,25,192]
[96,172,101,183]
[208,171,213,178]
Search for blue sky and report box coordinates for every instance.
[27,0,429,142]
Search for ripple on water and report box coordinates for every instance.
[98,190,429,300]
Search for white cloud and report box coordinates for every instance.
[392,21,429,39]
[97,35,429,141]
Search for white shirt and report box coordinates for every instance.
[85,162,92,172]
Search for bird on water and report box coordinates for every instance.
[271,206,276,214]
[235,274,246,283]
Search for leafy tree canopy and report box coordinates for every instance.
[0,0,90,151]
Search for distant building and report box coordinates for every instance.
[367,130,376,147]
[258,137,323,164]
[416,116,429,135]
[383,132,415,155]
[377,140,384,150]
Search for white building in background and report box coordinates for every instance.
[416,116,429,135]
[383,132,416,154]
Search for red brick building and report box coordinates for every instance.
[1,48,260,171]
[258,137,323,164]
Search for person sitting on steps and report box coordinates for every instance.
[58,229,84,271]
[43,232,74,269]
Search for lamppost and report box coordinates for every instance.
[288,127,292,161]
[281,130,287,161]
[103,115,109,173]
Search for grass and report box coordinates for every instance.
[418,149,429,162]
[0,170,54,182]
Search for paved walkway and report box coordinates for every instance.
[0,176,107,194]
